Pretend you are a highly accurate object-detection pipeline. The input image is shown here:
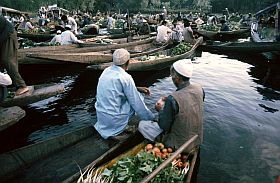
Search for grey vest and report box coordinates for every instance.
[162,83,204,152]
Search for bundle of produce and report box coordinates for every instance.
[139,54,170,61]
[198,24,219,31]
[19,38,36,48]
[96,142,191,183]
[228,21,241,30]
[171,43,192,56]
[115,19,125,29]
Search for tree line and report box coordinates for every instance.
[1,0,279,14]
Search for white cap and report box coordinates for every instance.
[173,59,193,78]
[65,24,71,29]
[113,49,130,65]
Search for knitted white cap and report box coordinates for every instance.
[173,59,193,78]
[113,49,130,65]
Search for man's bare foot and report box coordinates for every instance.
[15,86,29,96]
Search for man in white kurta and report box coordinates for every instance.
[94,49,155,139]
[156,21,172,43]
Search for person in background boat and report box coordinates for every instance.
[195,15,204,26]
[24,18,35,30]
[107,14,115,30]
[138,59,204,151]
[220,19,230,31]
[0,16,29,96]
[94,48,155,140]
[61,25,84,45]
[182,21,196,44]
[50,30,62,44]
[207,15,218,26]
[171,18,184,43]
[156,20,172,43]
[0,71,12,102]
[162,6,167,20]
[137,19,151,35]
[61,15,78,35]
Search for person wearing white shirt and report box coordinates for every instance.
[61,15,78,35]
[107,14,115,30]
[0,72,12,102]
[94,49,155,140]
[50,30,62,44]
[61,25,83,45]
[156,21,172,43]
[24,20,34,30]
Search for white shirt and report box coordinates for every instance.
[107,17,115,29]
[67,17,78,34]
[156,25,172,43]
[25,22,34,30]
[0,72,12,86]
[94,65,155,139]
[50,35,62,44]
[195,18,204,25]
[61,30,79,45]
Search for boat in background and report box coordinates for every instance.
[87,37,203,71]
[250,2,280,60]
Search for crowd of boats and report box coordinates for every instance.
[0,2,280,182]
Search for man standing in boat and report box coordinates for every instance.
[138,59,204,151]
[0,15,29,96]
[94,49,155,140]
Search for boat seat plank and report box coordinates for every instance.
[0,106,25,131]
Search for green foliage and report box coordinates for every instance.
[101,151,184,183]
[171,42,192,55]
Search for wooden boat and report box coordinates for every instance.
[0,118,140,182]
[17,32,127,43]
[87,37,203,71]
[65,135,199,183]
[250,3,280,60]
[0,106,25,132]
[18,36,155,64]
[198,41,280,54]
[194,28,250,41]
[26,42,167,64]
[0,83,65,107]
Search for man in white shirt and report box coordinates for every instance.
[107,14,115,30]
[61,25,83,45]
[50,30,62,44]
[61,15,78,35]
[156,21,172,43]
[183,21,196,44]
[94,49,155,140]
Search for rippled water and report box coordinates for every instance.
[1,52,280,182]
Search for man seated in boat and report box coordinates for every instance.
[61,15,78,35]
[156,20,172,43]
[220,19,230,31]
[0,72,12,102]
[94,49,155,141]
[61,25,84,45]
[50,30,62,44]
[182,21,196,44]
[138,59,205,152]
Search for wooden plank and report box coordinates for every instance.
[0,84,65,107]
[0,106,25,131]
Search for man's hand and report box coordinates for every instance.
[137,87,151,96]
[155,96,167,111]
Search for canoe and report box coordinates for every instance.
[65,135,199,183]
[87,37,203,71]
[0,83,65,107]
[17,32,127,43]
[18,36,155,64]
[194,28,250,41]
[26,43,168,64]
[0,118,140,182]
[198,41,280,54]
[0,106,25,132]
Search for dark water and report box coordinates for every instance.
[1,52,280,182]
